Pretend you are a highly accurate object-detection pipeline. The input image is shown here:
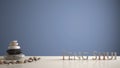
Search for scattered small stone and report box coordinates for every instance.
[37,57,40,60]
[0,56,41,65]
[24,60,27,63]
[0,60,3,64]
[3,61,8,64]
[16,60,23,64]
[29,57,33,60]
[27,57,34,62]
[0,61,2,64]
[28,59,33,62]
[33,57,37,61]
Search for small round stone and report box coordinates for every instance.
[33,57,37,61]
[24,60,27,63]
[16,60,21,64]
[3,61,8,64]
[0,60,3,64]
[28,58,33,62]
[37,57,40,60]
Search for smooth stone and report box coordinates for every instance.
[4,54,25,60]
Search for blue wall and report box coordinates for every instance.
[0,0,120,56]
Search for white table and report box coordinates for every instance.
[0,56,120,68]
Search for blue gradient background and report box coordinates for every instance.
[0,0,120,56]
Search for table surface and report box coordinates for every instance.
[0,56,120,68]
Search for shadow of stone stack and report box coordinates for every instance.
[4,40,25,60]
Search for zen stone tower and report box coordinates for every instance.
[4,40,25,60]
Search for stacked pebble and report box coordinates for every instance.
[4,40,25,60]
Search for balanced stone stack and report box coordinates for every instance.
[4,40,25,60]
